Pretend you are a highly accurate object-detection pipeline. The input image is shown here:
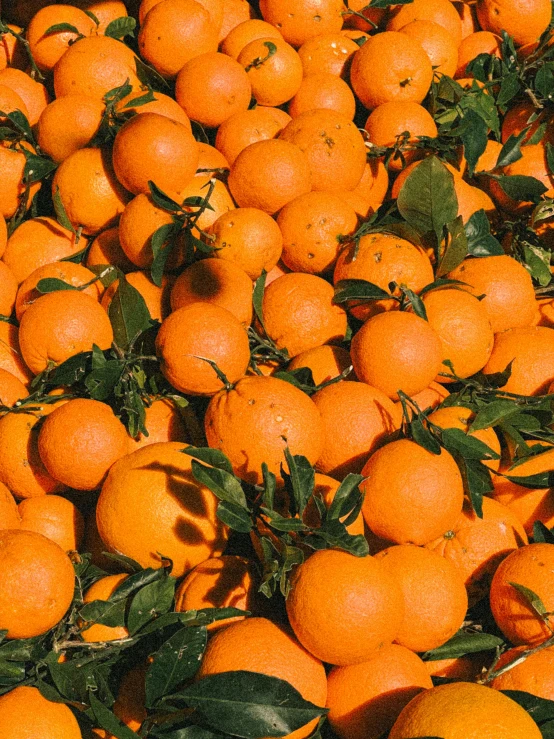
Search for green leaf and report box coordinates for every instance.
[503,471,554,489]
[533,521,554,544]
[460,458,493,517]
[469,400,519,431]
[262,463,276,510]
[333,278,391,303]
[366,0,413,7]
[282,449,314,518]
[48,351,91,385]
[422,630,504,660]
[190,460,248,508]
[547,143,554,177]
[43,22,81,35]
[78,598,127,628]
[410,417,442,454]
[127,577,176,634]
[523,244,552,286]
[536,62,554,102]
[108,274,152,350]
[493,175,548,202]
[495,72,521,107]
[121,89,156,109]
[134,56,170,92]
[145,626,207,707]
[260,508,306,533]
[111,567,169,602]
[509,582,548,617]
[480,359,514,388]
[216,501,253,532]
[460,108,489,177]
[495,130,527,169]
[464,210,504,257]
[36,278,78,293]
[183,446,234,475]
[104,16,137,39]
[306,521,369,557]
[441,428,500,462]
[436,216,468,276]
[88,691,139,739]
[150,222,180,287]
[327,474,365,520]
[501,691,554,724]
[397,156,458,239]
[84,360,123,400]
[5,109,33,140]
[24,153,57,184]
[252,271,267,329]
[148,181,182,213]
[53,185,76,234]
[402,287,427,319]
[178,670,327,739]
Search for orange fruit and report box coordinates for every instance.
[27,4,96,73]
[0,483,21,529]
[455,179,497,223]
[387,0,463,44]
[76,0,129,33]
[490,542,554,646]
[333,159,390,218]
[361,438,464,545]
[215,106,291,165]
[343,0,385,31]
[156,302,251,396]
[476,0,552,47]
[456,30,501,78]
[221,18,283,59]
[312,380,401,478]
[278,191,358,274]
[0,368,28,407]
[220,0,257,40]
[99,665,147,735]
[489,143,554,213]
[259,0,345,47]
[491,645,554,698]
[18,495,84,552]
[128,397,187,451]
[170,257,253,326]
[424,655,485,681]
[389,682,542,739]
[114,90,192,128]
[0,142,41,219]
[86,227,136,273]
[0,214,6,259]
[399,19,459,78]
[483,326,554,395]
[448,255,537,333]
[228,139,312,214]
[19,290,113,375]
[0,686,82,738]
[455,0,478,38]
[426,405,501,470]
[208,207,283,279]
[0,321,31,385]
[287,344,352,385]
[0,260,17,316]
[280,108,367,192]
[327,645,433,739]
[101,271,173,323]
[350,31,434,110]
[0,84,29,121]
[97,442,228,577]
[179,176,235,237]
[0,24,26,71]
[286,549,404,666]
[0,529,75,639]
[289,72,357,119]
[52,147,131,235]
[81,573,129,642]
[397,380,450,416]
[37,95,105,164]
[204,375,324,484]
[501,99,548,144]
[197,617,327,739]
[38,398,130,491]
[297,32,360,78]
[117,193,181,270]
[238,36,303,107]
[0,68,50,126]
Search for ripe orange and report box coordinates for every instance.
[399,19,459,78]
[0,368,28,407]
[297,32,360,78]
[27,4,95,73]
[424,655,485,681]
[387,0,463,44]
[456,30,502,78]
[0,214,6,258]
[476,0,552,47]
[128,397,187,451]
[0,24,26,71]
[286,549,405,665]
[289,72,357,120]
[0,84,29,121]
[118,193,181,270]
[455,0,478,38]
[114,90,192,128]
[221,18,283,59]
[18,495,85,552]
[179,176,236,237]
[16,262,102,320]
[77,0,129,32]
[489,143,554,213]
[426,405,501,471]
[0,529,75,639]
[397,380,450,416]
[483,326,554,395]
[259,0,345,47]
[361,438,464,545]
[491,645,554,698]
[0,686,82,738]
[101,271,173,323]
[37,95,105,164]
[238,36,304,107]
[501,99,547,144]
[0,321,31,385]
[0,260,17,316]
[86,227,136,273]
[0,68,50,126]
[81,573,129,642]
[0,143,42,219]
[0,483,21,530]
[215,106,291,165]
[333,159,390,218]
[94,665,147,736]
[220,0,257,39]
[287,344,352,385]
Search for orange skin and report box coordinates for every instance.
[0,483,21,529]
[491,645,554,698]
[128,397,188,451]
[170,258,253,327]
[93,665,148,736]
[197,617,327,739]
[179,176,236,237]
[343,0,386,31]
[0,24,27,71]
[19,290,114,375]
[75,0,128,33]
[483,326,554,396]
[350,32,434,110]
[138,0,219,79]
[221,19,283,59]
[215,106,291,165]
[456,31,502,78]
[97,442,229,577]
[361,439,464,545]
[351,311,443,400]
[424,655,485,681]
[53,35,141,100]
[400,20,459,78]
[0,84,29,121]
[333,159,390,219]
[448,255,537,334]
[289,72,357,120]
[387,0,463,45]
[0,68,50,126]
[288,344,353,385]
[16,262,102,321]
[86,227,136,273]
[476,0,552,47]
[475,138,504,172]
[489,143,554,214]
[427,497,528,604]
[0,368,28,407]
[259,0,345,47]
[327,645,434,739]
[280,108,367,193]
[297,32,361,78]
[228,139,312,214]
[427,406,501,471]
[220,0,257,41]
[0,261,17,316]
[312,380,401,478]
[490,543,554,646]
[114,90,192,128]
[375,544,468,653]
[204,375,324,485]
[502,99,549,144]
[455,179,497,223]
[37,95,105,164]
[196,141,230,176]
[454,0,478,39]
[278,191,358,275]
[26,4,96,73]
[118,193,180,270]
[261,272,348,358]
[156,302,251,396]
[0,214,6,258]
[209,207,283,279]
[0,143,41,220]
[102,271,173,323]
[396,381,450,419]
[0,686,81,739]
[286,549,405,666]
[0,321,32,386]
[238,36,304,107]
[139,0,167,23]
[81,574,130,642]
[18,495,84,553]
[0,529,75,639]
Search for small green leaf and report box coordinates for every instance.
[104,16,137,39]
[422,630,504,660]
[24,153,57,184]
[36,277,78,293]
[108,274,152,350]
[495,72,521,107]
[253,271,267,329]
[53,185,76,234]
[460,108,489,177]
[150,222,180,287]
[183,446,234,475]
[533,521,554,544]
[535,62,554,102]
[78,598,127,628]
[459,458,493,518]
[410,418,442,455]
[436,216,468,276]
[190,460,248,508]
[217,500,253,532]
[145,626,207,707]
[503,471,554,489]
[282,449,314,518]
[523,243,552,286]
[469,400,519,431]
[121,89,156,109]
[43,22,81,35]
[127,576,176,634]
[148,181,182,213]
[441,428,500,462]
[327,474,365,520]
[495,129,527,169]
[509,582,548,617]
[493,175,548,202]
[464,210,504,257]
[88,691,139,739]
[333,278,391,303]
[501,691,554,724]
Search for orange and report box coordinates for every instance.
[476,0,552,47]
[0,84,29,121]
[19,291,114,375]
[86,227,136,273]
[287,344,352,385]
[489,143,554,213]
[197,617,327,739]
[483,326,554,395]
[455,0,478,38]
[502,99,548,144]
[424,655,485,681]
[333,159,390,218]
[38,398,130,490]
[27,4,96,73]
[351,311,443,400]
[389,682,542,738]
[220,0,257,40]
[475,138,504,172]
[204,375,324,484]
[18,495,84,552]
[128,397,187,451]
[259,0,345,47]
[97,442,228,577]
[101,271,173,323]
[16,262,102,320]
[175,52,251,128]
[397,380,450,416]
[343,0,385,31]
[0,368,28,407]
[0,261,17,317]
[312,380,401,478]
[118,193,181,270]
[399,20,459,79]
[138,0,219,79]
[427,496,527,603]
[0,24,26,71]
[221,18,283,59]
[261,272,347,358]
[52,147,131,235]
[76,0,129,33]
[179,176,235,237]
[456,30,501,78]
[375,544,468,652]
[0,529,75,639]
[0,686,82,738]
[0,68,50,126]
[156,302,250,396]
[175,554,260,629]
[491,645,554,698]
[278,191,358,274]
[0,321,31,385]
[0,214,6,259]
[387,0,463,45]
[53,35,140,100]
[112,113,198,196]
[327,645,433,739]
[37,95,105,164]
[238,36,303,107]
[208,207,283,279]
[426,405,501,471]
[350,31,434,110]
[448,255,537,333]
[170,258,253,326]
[81,573,129,642]
[114,90,192,128]
[490,542,554,646]
[361,438,464,545]
[297,32,360,78]
[0,483,21,529]
[455,179,497,223]
[215,106,291,165]
[0,143,41,219]
[93,666,147,737]
[228,139,312,214]
[280,109,367,192]
[286,549,404,665]
[289,72,357,119]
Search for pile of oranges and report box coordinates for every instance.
[2,0,554,736]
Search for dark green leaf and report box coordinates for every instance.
[536,62,554,102]
[501,691,554,723]
[509,582,548,617]
[36,278,78,293]
[460,458,493,518]
[533,521,554,544]
[523,244,552,286]
[464,210,504,257]
[402,287,427,319]
[24,153,57,184]
[437,216,468,276]
[148,182,182,212]
[480,360,513,388]
[145,626,207,707]
[366,0,413,7]
[333,278,391,303]
[134,56,170,91]
[495,72,521,107]
[495,130,527,169]
[306,521,369,557]
[460,109,489,176]
[262,463,276,510]
[253,271,267,329]
[183,447,234,475]
[121,89,156,109]
[111,567,169,602]
[78,598,127,628]
[493,175,548,202]
[53,185,76,234]
[327,474,365,520]
[216,501,253,532]
[83,9,100,25]
[49,351,90,385]
[84,360,123,400]
[410,418,442,454]
[103,553,143,573]
[88,691,139,739]
[282,449,314,518]
[469,400,519,431]
[422,630,504,660]
[104,16,137,39]
[151,222,180,287]
[260,508,306,533]
[503,471,554,489]
[5,109,33,140]
[108,274,152,350]
[190,460,248,508]
[441,428,500,461]
[127,577,176,634]
[43,22,81,34]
